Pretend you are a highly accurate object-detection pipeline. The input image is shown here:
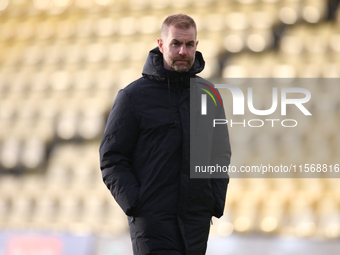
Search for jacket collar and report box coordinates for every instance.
[142,47,205,85]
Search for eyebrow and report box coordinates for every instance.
[171,39,195,44]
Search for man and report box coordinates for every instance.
[99,14,231,255]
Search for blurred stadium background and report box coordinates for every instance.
[0,0,340,254]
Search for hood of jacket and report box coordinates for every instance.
[142,47,205,85]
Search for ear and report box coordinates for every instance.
[157,38,163,53]
[196,40,199,48]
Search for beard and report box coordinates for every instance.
[165,56,195,73]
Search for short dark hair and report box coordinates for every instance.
[161,14,197,38]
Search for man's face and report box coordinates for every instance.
[158,26,198,73]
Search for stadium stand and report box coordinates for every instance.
[0,0,340,253]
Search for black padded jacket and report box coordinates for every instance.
[99,47,231,255]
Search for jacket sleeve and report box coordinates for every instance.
[210,94,231,218]
[99,89,140,216]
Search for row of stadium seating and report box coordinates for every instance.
[0,0,330,15]
[1,143,340,238]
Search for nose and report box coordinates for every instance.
[179,45,187,55]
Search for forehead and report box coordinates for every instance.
[166,25,196,42]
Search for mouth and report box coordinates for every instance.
[175,60,189,64]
